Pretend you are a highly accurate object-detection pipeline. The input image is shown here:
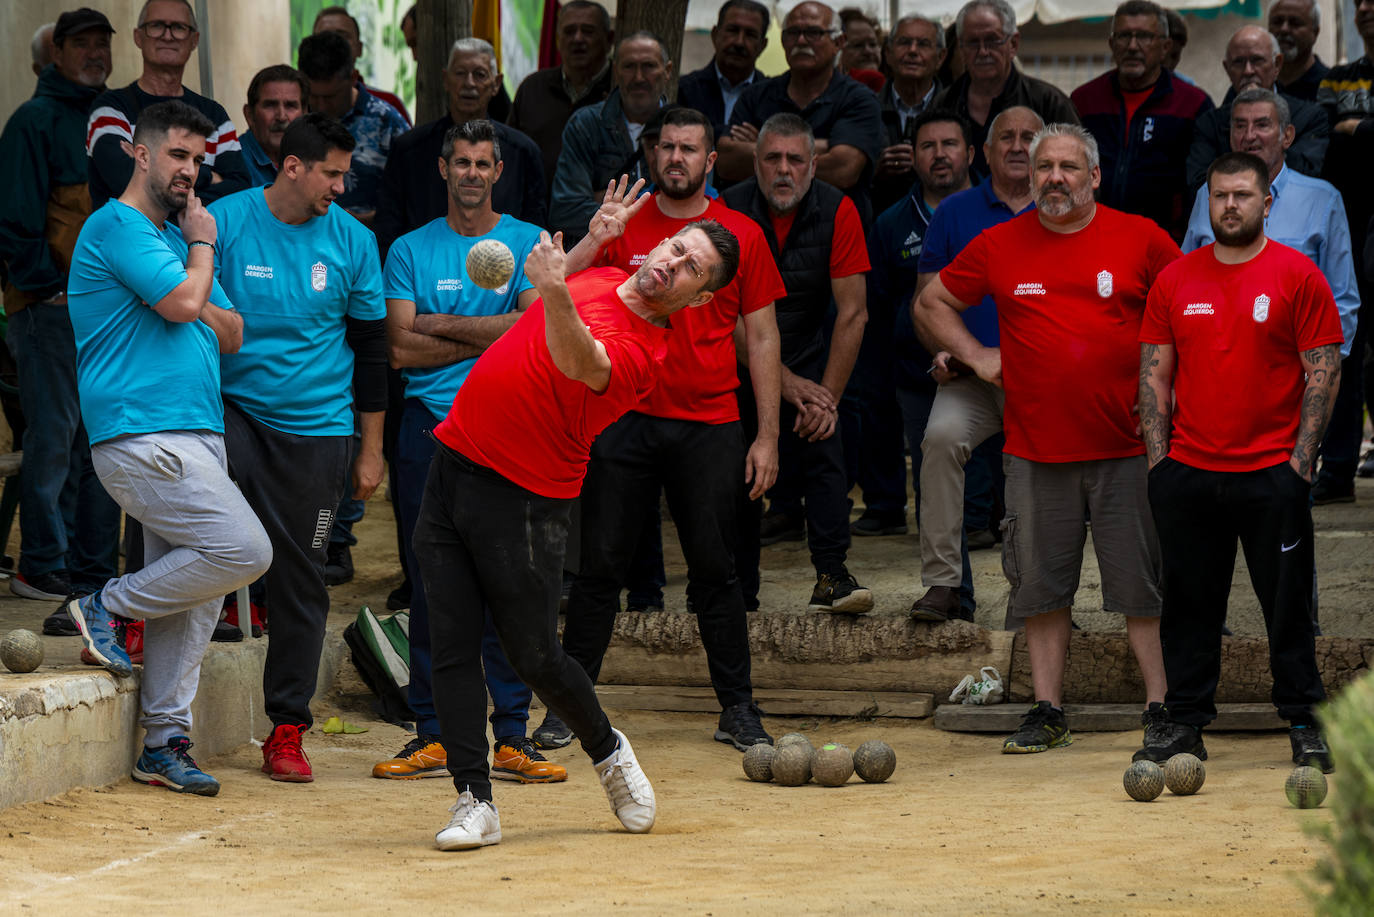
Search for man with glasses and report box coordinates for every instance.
[872,14,947,216]
[1072,1,1212,240]
[1185,25,1328,190]
[87,0,249,208]
[677,0,770,145]
[931,0,1078,180]
[718,1,882,222]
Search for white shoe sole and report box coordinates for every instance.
[435,827,501,850]
[10,578,66,601]
[810,588,874,614]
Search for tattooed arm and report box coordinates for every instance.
[1138,342,1176,468]
[1292,344,1342,481]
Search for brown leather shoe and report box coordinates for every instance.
[910,586,960,622]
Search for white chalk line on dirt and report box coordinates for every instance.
[2,812,274,904]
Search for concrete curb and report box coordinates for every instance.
[0,625,350,810]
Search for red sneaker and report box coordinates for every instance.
[262,723,313,782]
[80,617,144,666]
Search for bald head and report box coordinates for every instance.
[1224,25,1283,92]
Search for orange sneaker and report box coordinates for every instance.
[372,735,448,779]
[493,736,568,783]
[262,723,313,782]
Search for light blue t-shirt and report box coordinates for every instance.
[210,188,386,436]
[67,200,233,445]
[383,214,540,420]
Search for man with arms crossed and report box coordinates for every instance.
[414,223,740,849]
[208,113,388,782]
[65,100,271,794]
[1137,150,1342,771]
[915,124,1176,753]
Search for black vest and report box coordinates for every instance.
[723,178,844,371]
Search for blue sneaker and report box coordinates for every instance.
[133,736,221,796]
[65,593,132,677]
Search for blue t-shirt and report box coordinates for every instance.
[383,215,541,420]
[917,182,1036,348]
[68,201,232,445]
[210,188,386,436]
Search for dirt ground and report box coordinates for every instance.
[2,477,1368,914]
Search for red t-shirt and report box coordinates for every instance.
[599,196,785,423]
[433,268,670,498]
[768,195,871,278]
[1120,86,1153,138]
[940,205,1181,463]
[1140,240,1343,472]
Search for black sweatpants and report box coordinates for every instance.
[562,412,753,709]
[223,402,350,729]
[414,445,615,801]
[1148,457,1325,728]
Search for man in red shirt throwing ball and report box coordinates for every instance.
[1136,151,1342,772]
[915,123,1178,754]
[413,222,740,850]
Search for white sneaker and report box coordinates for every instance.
[593,727,656,833]
[434,790,501,851]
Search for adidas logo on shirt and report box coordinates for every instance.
[903,230,921,246]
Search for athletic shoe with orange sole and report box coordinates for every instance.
[372,735,448,779]
[262,723,313,782]
[492,736,568,783]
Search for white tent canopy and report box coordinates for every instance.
[684,0,1232,31]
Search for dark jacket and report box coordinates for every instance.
[872,81,940,217]
[1185,89,1329,191]
[933,67,1080,179]
[0,65,100,312]
[374,117,547,259]
[1280,56,1330,102]
[723,177,845,370]
[509,64,613,195]
[549,89,649,243]
[1072,69,1213,240]
[676,63,765,143]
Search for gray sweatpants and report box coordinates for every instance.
[91,431,272,747]
[919,376,1004,587]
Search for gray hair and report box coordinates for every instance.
[757,112,816,156]
[441,118,503,162]
[616,30,670,65]
[137,0,197,30]
[956,0,1017,40]
[986,105,1044,139]
[1269,0,1320,29]
[31,23,53,67]
[890,14,946,50]
[1112,1,1168,40]
[1233,86,1292,132]
[449,37,498,71]
[1029,122,1100,172]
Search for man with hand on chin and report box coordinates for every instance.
[1136,150,1342,772]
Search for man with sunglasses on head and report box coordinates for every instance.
[931,0,1078,179]
[87,0,249,208]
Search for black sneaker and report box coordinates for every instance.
[1290,725,1334,773]
[966,529,998,551]
[323,544,353,586]
[211,619,244,643]
[43,604,81,636]
[1002,701,1072,754]
[11,571,73,602]
[1132,717,1207,762]
[759,511,804,546]
[386,581,412,611]
[809,569,874,614]
[850,509,908,537]
[714,701,772,750]
[1311,478,1355,505]
[532,711,574,749]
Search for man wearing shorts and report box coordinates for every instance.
[1137,151,1342,771]
[65,100,271,795]
[208,112,387,781]
[414,222,740,850]
[915,123,1177,753]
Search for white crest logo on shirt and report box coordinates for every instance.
[311,261,328,292]
[1253,293,1271,323]
[495,282,509,295]
[1097,270,1113,298]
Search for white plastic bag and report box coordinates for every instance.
[948,666,1004,705]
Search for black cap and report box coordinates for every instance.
[54,8,116,45]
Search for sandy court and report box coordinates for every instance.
[0,708,1333,915]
